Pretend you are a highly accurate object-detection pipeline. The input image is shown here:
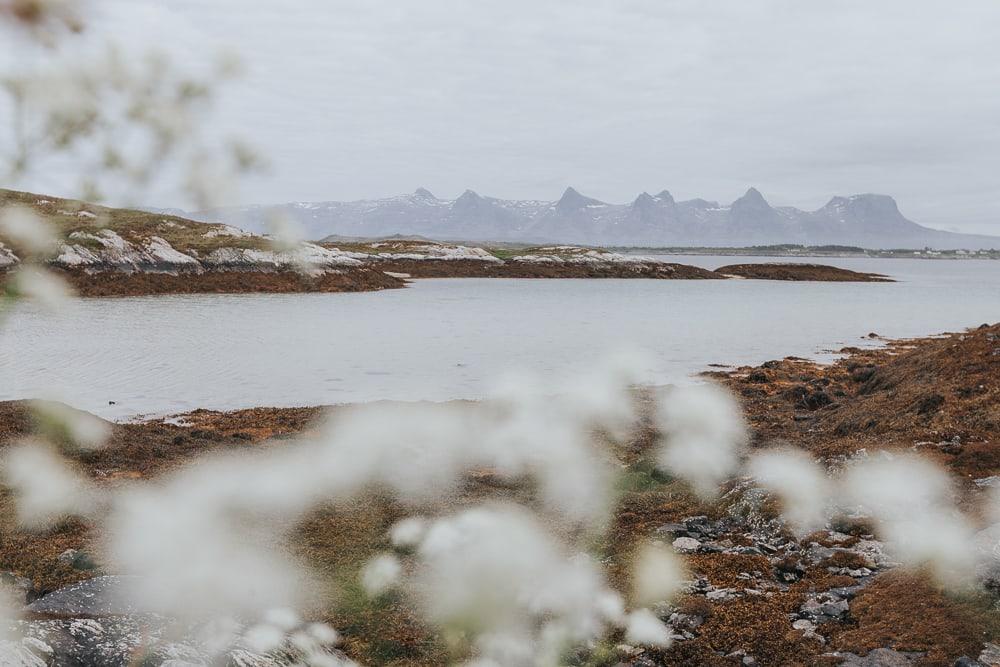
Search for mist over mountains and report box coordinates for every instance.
[191,187,1000,250]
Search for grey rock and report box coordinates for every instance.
[5,615,349,667]
[672,537,701,553]
[972,525,1000,583]
[826,531,854,544]
[57,548,98,571]
[820,599,850,617]
[25,575,145,617]
[721,482,784,538]
[852,539,895,568]
[805,544,836,564]
[686,577,712,594]
[828,585,866,599]
[835,648,925,666]
[706,588,740,602]
[955,657,984,667]
[0,636,52,666]
[668,613,704,631]
[980,642,1000,666]
[800,598,823,616]
[654,522,687,537]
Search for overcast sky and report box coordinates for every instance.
[4,1,1000,233]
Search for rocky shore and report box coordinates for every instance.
[2,324,999,664]
[332,241,723,280]
[52,265,402,297]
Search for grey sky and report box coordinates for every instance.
[6,0,1000,233]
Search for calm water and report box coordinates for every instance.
[2,257,998,419]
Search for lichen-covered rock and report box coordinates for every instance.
[55,230,201,273]
[26,576,143,617]
[0,241,18,268]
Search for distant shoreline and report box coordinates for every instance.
[615,245,1000,260]
[0,257,889,298]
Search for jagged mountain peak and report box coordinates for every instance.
[733,187,770,208]
[822,193,901,218]
[632,191,676,212]
[556,187,604,210]
[413,187,437,200]
[193,187,999,250]
[845,194,903,222]
[451,189,487,213]
[655,190,675,203]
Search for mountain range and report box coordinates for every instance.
[187,188,1000,250]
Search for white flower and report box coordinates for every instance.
[631,541,688,607]
[9,265,73,310]
[31,399,111,451]
[841,455,975,583]
[1,440,103,530]
[390,516,427,549]
[655,383,746,497]
[625,608,672,647]
[0,205,57,256]
[263,607,301,632]
[360,553,401,596]
[242,623,286,654]
[305,622,339,646]
[748,448,832,534]
[266,212,305,252]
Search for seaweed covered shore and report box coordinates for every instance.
[1,324,999,664]
[713,263,890,282]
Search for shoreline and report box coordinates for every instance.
[2,259,890,298]
[51,266,404,297]
[2,322,997,664]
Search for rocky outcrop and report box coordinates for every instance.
[0,575,351,666]
[0,242,18,268]
[52,229,366,276]
[354,243,723,279]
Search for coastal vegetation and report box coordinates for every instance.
[1,324,998,664]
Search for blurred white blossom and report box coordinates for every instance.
[841,455,975,583]
[0,205,57,256]
[31,398,111,451]
[631,541,688,607]
[8,265,73,310]
[624,608,672,648]
[1,440,104,529]
[390,516,427,550]
[748,448,832,534]
[360,553,401,597]
[655,383,746,497]
[412,505,620,663]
